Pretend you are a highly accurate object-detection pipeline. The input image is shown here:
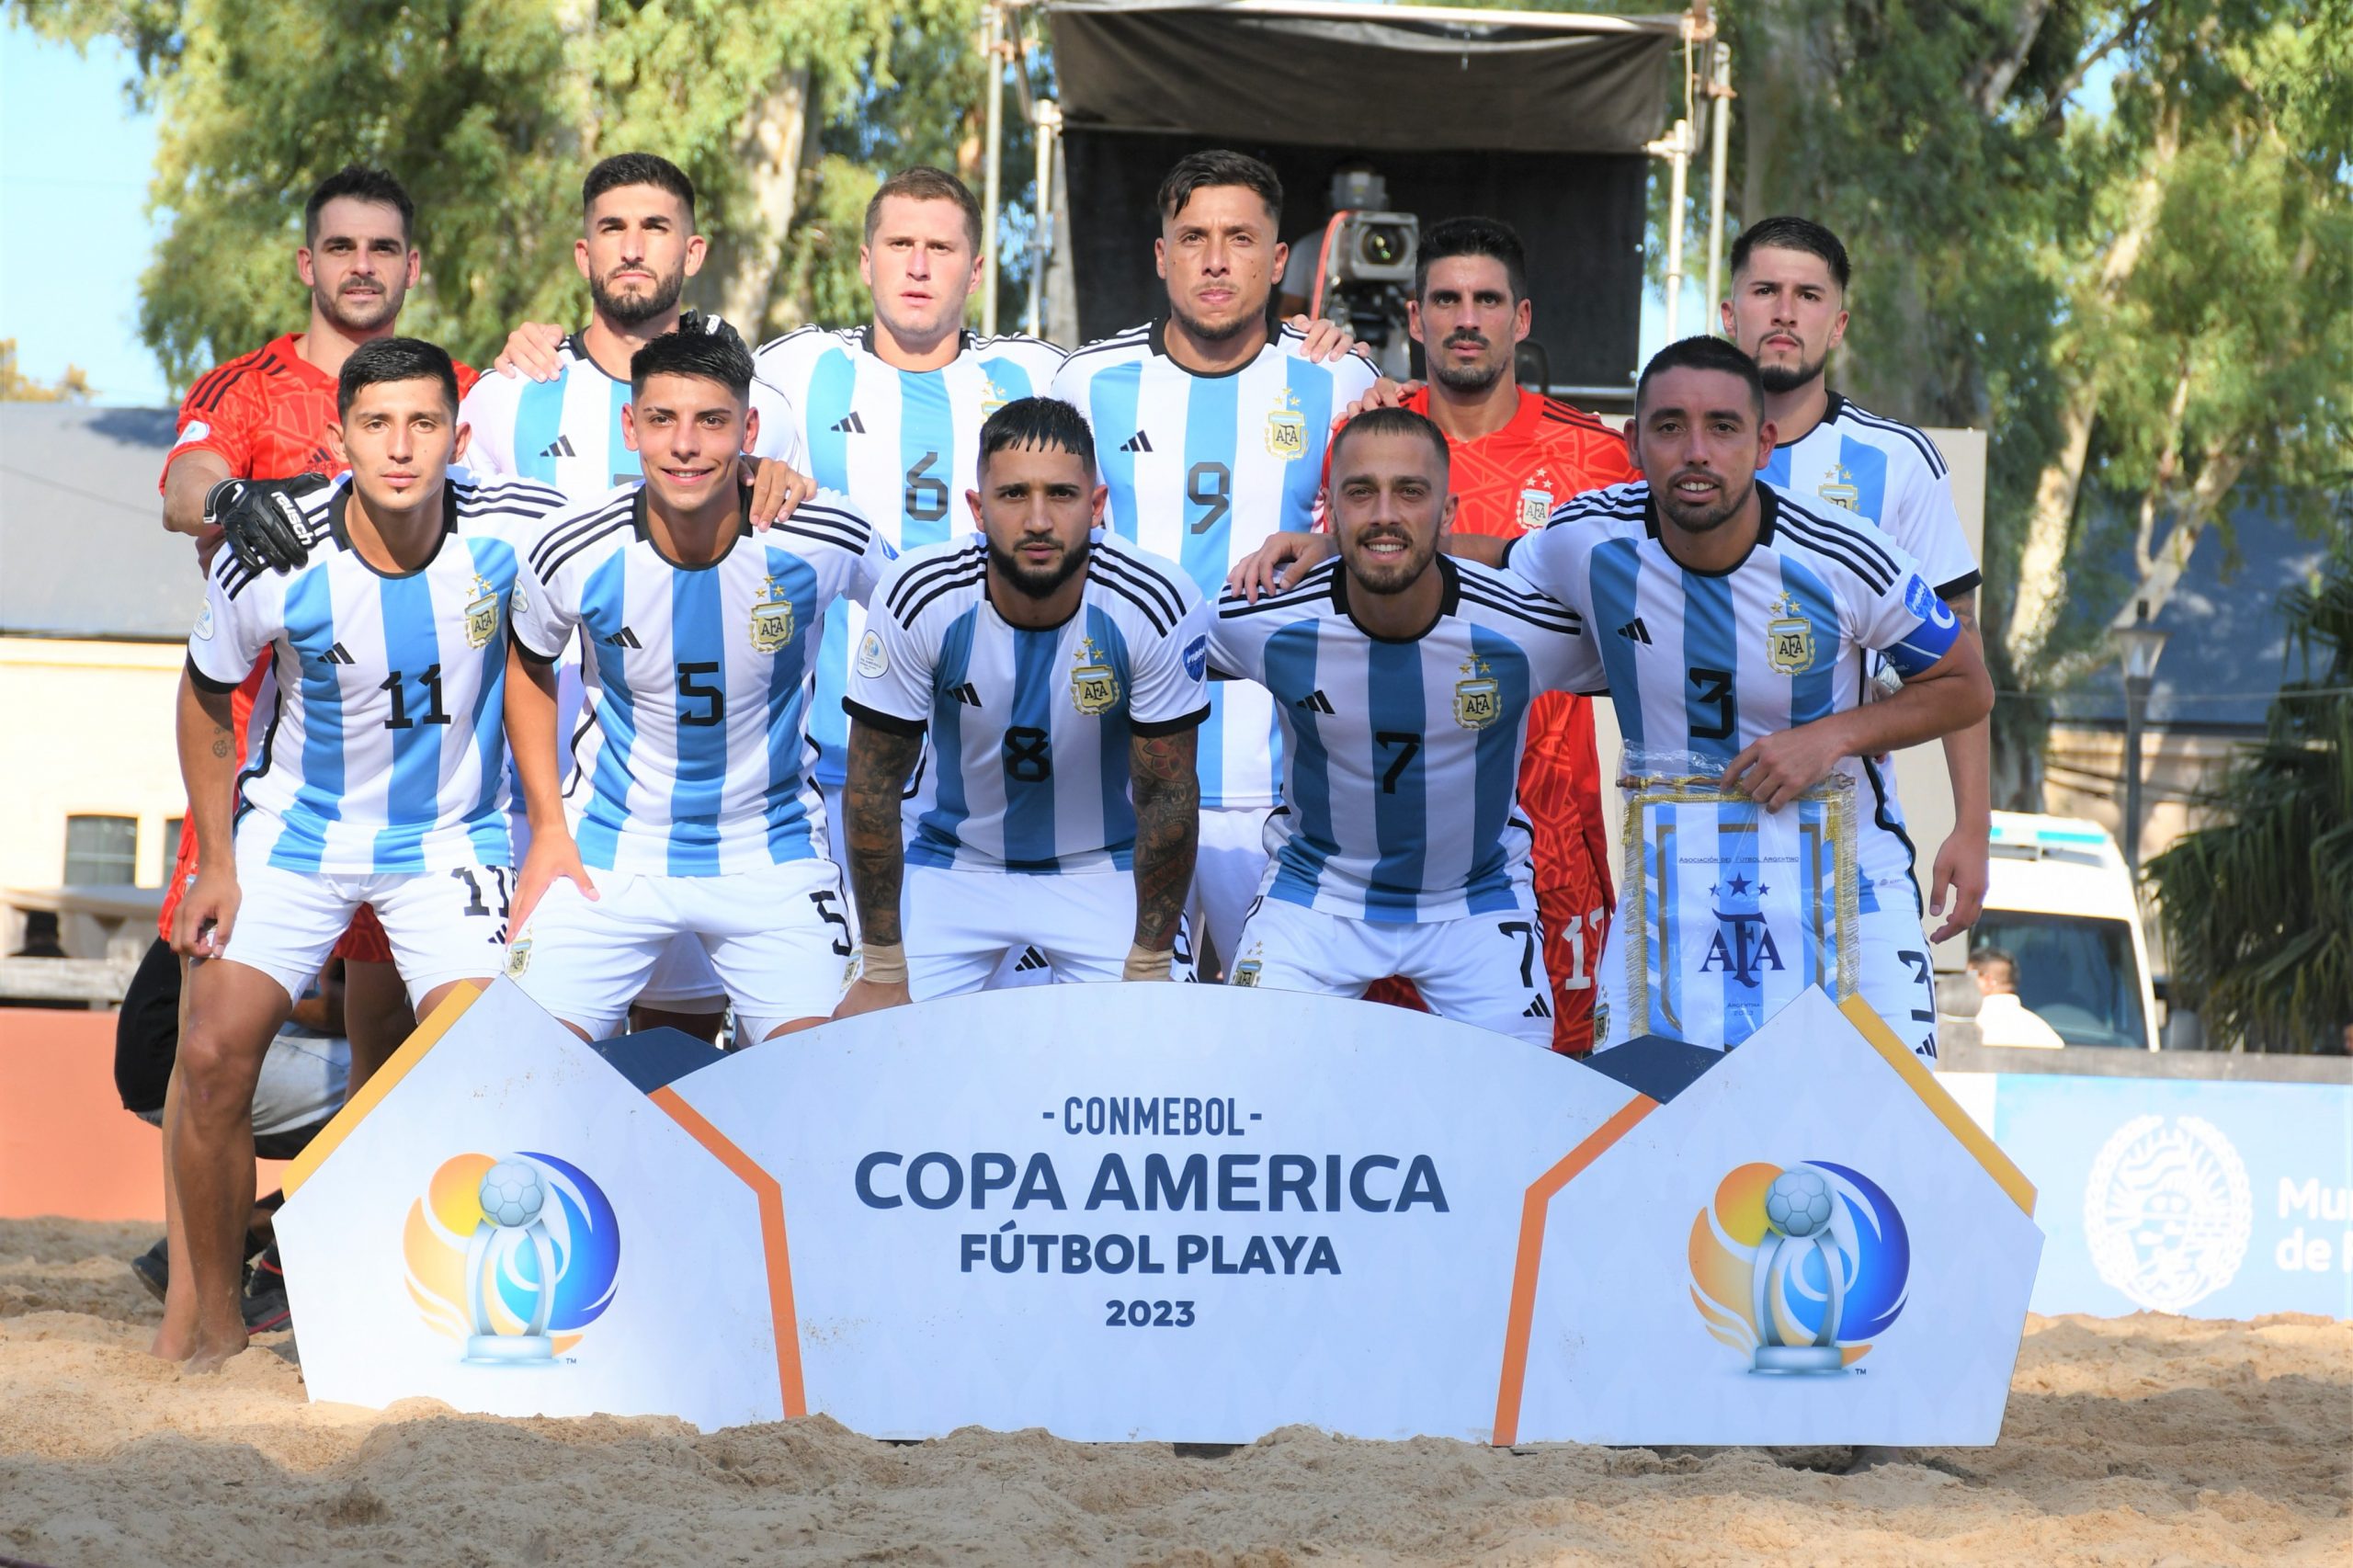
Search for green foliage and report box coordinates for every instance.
[2147,530,2353,1051]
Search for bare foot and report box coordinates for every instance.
[181,1329,249,1374]
[147,1324,196,1360]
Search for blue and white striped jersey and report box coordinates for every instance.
[1051,320,1379,812]
[1509,482,1962,905]
[754,325,1067,790]
[1761,392,1978,598]
[1207,556,1599,923]
[188,472,566,873]
[509,485,892,875]
[847,531,1211,875]
[458,332,808,497]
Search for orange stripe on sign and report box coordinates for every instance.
[1491,1094,1657,1448]
[1836,993,2037,1217]
[281,981,483,1199]
[650,1085,806,1419]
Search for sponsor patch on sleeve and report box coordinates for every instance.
[172,420,211,450]
[855,628,889,678]
[1182,633,1209,682]
[192,603,214,642]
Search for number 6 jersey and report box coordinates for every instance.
[186,472,566,872]
[509,484,893,875]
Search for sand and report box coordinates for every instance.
[0,1218,2346,1567]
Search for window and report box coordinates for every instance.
[63,815,139,886]
[158,818,185,886]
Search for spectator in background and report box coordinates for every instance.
[1969,947,2066,1049]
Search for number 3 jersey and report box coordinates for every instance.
[753,325,1067,791]
[186,472,567,872]
[1207,556,1599,922]
[1507,482,1963,912]
[509,485,893,875]
[846,531,1211,875]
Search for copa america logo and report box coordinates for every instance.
[1688,1161,1911,1374]
[2083,1114,2252,1312]
[403,1151,621,1365]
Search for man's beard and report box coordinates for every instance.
[1345,529,1439,595]
[1756,345,1827,395]
[592,265,686,329]
[1654,469,1754,534]
[315,280,401,334]
[1430,349,1507,394]
[989,535,1091,599]
[1169,295,1264,346]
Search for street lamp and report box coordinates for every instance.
[2109,600,2171,875]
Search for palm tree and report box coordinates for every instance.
[2147,517,2352,1051]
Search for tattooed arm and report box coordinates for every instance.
[173,665,243,956]
[833,717,926,1017]
[1126,724,1202,977]
[1929,589,1992,942]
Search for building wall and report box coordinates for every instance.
[2041,724,2245,869]
[0,636,184,895]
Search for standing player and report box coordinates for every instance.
[170,338,562,1369]
[463,152,811,1037]
[1211,408,1596,1044]
[1051,150,1379,973]
[157,166,480,1092]
[1721,216,1988,945]
[503,325,891,1042]
[834,398,1208,1009]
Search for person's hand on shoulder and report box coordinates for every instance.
[494,323,568,381]
[1226,531,1338,603]
[208,475,333,575]
[1286,313,1360,365]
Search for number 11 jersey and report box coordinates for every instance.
[753,325,1067,790]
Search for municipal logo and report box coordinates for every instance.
[1070,636,1120,715]
[1453,654,1502,730]
[1763,591,1815,676]
[2083,1114,2251,1312]
[855,628,890,678]
[1264,388,1306,460]
[193,603,215,642]
[404,1151,620,1364]
[1688,1160,1910,1374]
[463,574,500,651]
[749,575,795,653]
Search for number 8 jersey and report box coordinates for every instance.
[753,325,1067,791]
[187,472,567,872]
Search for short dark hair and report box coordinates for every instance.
[304,165,414,245]
[1969,946,2020,983]
[865,165,983,253]
[335,336,458,418]
[1327,406,1450,484]
[583,153,698,227]
[978,396,1097,478]
[1156,149,1282,226]
[1414,216,1529,303]
[1635,335,1765,422]
[1729,215,1851,291]
[629,316,753,400]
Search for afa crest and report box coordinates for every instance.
[1070,636,1121,715]
[1764,592,1816,676]
[1453,654,1503,730]
[1817,463,1860,512]
[1264,388,1307,460]
[750,576,795,653]
[978,375,1010,416]
[464,574,500,650]
[1518,486,1554,533]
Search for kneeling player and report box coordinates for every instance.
[505,324,891,1041]
[1208,409,1596,1046]
[172,338,563,1368]
[835,397,1209,1010]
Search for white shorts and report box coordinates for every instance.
[1227,895,1555,1049]
[904,863,1194,1000]
[1189,804,1274,976]
[637,934,730,1009]
[219,826,509,1007]
[1592,895,1938,1063]
[506,857,855,1041]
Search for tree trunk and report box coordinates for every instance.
[691,67,813,338]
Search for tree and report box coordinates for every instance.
[5,0,1015,387]
[0,340,96,402]
[2145,528,2352,1051]
[1723,0,2353,805]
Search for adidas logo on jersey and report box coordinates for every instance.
[539,436,577,459]
[949,681,982,708]
[601,627,642,649]
[830,413,867,435]
[320,642,357,666]
[1522,994,1553,1018]
[1615,618,1653,644]
[1295,689,1336,715]
[1013,945,1051,972]
[1118,431,1154,454]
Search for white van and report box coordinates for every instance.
[1961,812,2161,1051]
